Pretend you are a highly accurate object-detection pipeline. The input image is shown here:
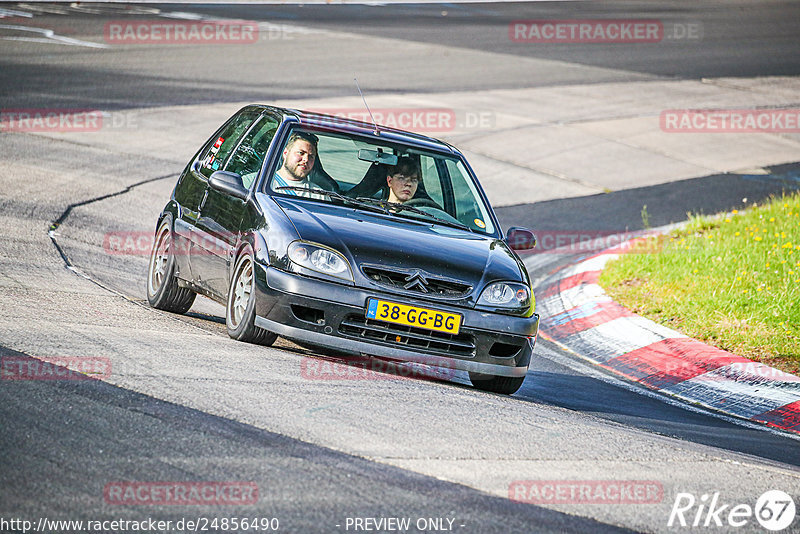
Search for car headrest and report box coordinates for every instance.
[308,156,340,193]
[345,163,389,198]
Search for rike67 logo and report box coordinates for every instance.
[668,490,796,531]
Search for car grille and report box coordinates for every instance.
[361,266,472,298]
[339,315,476,357]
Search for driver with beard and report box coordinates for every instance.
[272,132,326,199]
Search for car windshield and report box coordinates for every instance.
[267,127,496,234]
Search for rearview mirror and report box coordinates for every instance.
[506,227,536,251]
[358,149,398,166]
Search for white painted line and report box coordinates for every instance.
[0,24,109,49]
[158,11,206,20]
[0,8,33,18]
[159,10,320,35]
[16,3,70,15]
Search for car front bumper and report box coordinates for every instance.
[253,265,538,378]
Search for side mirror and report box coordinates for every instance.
[506,227,536,251]
[209,171,248,200]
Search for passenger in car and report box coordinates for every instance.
[272,132,325,199]
[386,156,421,204]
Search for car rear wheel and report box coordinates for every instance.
[146,218,196,313]
[469,372,525,395]
[226,247,277,346]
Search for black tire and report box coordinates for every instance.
[469,372,525,395]
[226,247,277,346]
[146,218,196,314]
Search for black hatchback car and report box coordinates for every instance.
[147,105,539,394]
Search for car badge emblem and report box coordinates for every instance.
[403,270,429,293]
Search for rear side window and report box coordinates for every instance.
[198,111,260,178]
[225,115,280,188]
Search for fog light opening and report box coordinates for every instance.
[291,305,325,325]
[488,342,523,358]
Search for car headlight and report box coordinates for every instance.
[288,241,353,282]
[477,281,531,310]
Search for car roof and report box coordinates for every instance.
[245,104,459,155]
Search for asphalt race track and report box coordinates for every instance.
[1,2,800,533]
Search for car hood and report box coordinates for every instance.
[273,198,526,299]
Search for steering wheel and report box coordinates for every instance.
[404,197,441,209]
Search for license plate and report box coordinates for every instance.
[366,298,462,334]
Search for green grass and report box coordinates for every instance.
[599,193,800,374]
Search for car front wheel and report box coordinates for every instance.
[146,218,196,313]
[226,247,277,346]
[469,372,525,395]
